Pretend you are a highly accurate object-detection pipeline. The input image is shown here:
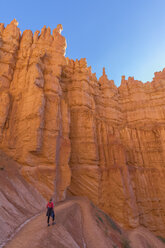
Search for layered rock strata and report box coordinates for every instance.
[0,150,46,246]
[0,20,165,236]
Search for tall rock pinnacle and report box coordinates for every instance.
[0,21,165,236]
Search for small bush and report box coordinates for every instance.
[103,212,121,234]
[157,236,165,244]
[91,201,121,234]
[96,213,104,223]
[122,237,131,248]
[0,166,4,171]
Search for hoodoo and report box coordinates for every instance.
[0,20,165,237]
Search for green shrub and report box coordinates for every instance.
[157,236,165,244]
[122,237,131,248]
[96,213,104,223]
[91,201,121,234]
[103,212,121,234]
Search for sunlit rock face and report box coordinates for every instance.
[0,20,165,236]
[0,20,70,202]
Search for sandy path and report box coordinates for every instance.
[5,200,79,248]
[4,197,164,248]
[5,197,113,248]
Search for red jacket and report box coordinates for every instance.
[47,202,54,208]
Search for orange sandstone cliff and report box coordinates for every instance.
[0,20,165,236]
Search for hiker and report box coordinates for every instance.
[46,198,55,226]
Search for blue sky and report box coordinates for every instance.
[1,0,165,86]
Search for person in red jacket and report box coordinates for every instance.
[46,198,55,226]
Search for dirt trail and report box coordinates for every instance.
[4,197,165,248]
[5,197,114,248]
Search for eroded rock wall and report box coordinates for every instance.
[0,21,71,200]
[62,60,165,236]
[0,20,165,236]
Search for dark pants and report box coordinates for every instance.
[47,208,55,224]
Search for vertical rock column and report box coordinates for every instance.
[62,59,100,204]
[1,24,71,200]
[118,75,165,234]
[95,69,139,229]
[0,20,20,141]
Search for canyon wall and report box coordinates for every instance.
[0,20,165,236]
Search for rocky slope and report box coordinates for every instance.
[0,150,46,247]
[0,20,165,236]
[4,197,165,248]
